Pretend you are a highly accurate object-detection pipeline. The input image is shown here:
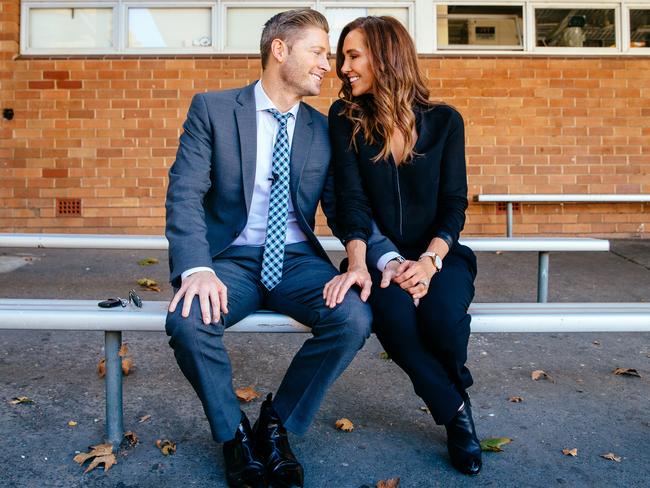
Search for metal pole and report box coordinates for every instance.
[537,251,549,303]
[506,202,513,237]
[104,331,124,444]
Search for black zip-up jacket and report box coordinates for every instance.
[328,99,469,259]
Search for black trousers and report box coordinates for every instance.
[368,245,477,426]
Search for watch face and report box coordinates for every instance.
[434,255,442,269]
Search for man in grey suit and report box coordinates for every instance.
[165,10,381,488]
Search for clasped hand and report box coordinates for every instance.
[323,258,436,308]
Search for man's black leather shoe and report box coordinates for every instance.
[444,403,482,475]
[254,393,304,488]
[223,411,267,488]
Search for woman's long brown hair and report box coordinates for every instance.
[335,16,433,164]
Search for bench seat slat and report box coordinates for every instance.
[477,194,650,203]
[0,234,609,252]
[2,300,649,333]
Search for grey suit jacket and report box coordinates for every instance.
[166,82,394,287]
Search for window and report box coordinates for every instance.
[325,5,411,49]
[629,8,650,48]
[28,7,113,50]
[534,8,617,49]
[224,7,300,51]
[127,7,212,49]
[437,4,524,50]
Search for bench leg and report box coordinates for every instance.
[537,251,549,303]
[104,331,124,444]
[506,202,513,237]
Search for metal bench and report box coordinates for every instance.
[475,194,650,237]
[2,299,650,444]
[0,232,619,444]
[0,233,610,303]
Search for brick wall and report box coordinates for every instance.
[1,0,649,237]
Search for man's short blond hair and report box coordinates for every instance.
[260,9,329,70]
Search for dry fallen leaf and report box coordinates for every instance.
[123,431,139,447]
[379,351,391,361]
[376,478,400,488]
[118,344,128,357]
[600,452,622,462]
[508,396,524,403]
[98,356,133,378]
[593,341,601,346]
[138,257,159,266]
[155,439,176,456]
[9,396,34,405]
[612,367,641,377]
[562,448,578,457]
[419,406,430,414]
[97,358,106,378]
[139,414,151,423]
[68,420,78,427]
[531,370,553,382]
[480,437,512,452]
[235,386,262,403]
[73,443,117,474]
[137,278,161,292]
[335,418,354,432]
[121,358,134,376]
[86,454,117,473]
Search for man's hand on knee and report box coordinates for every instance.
[168,271,228,325]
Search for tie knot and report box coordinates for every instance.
[266,108,293,127]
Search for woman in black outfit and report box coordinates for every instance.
[323,16,482,475]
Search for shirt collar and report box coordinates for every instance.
[255,80,300,118]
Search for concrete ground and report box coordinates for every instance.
[0,240,649,488]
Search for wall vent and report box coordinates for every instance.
[56,198,82,216]
[496,202,520,214]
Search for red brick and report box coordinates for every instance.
[28,80,54,89]
[43,71,69,80]
[57,80,82,89]
[42,168,68,178]
[68,110,94,119]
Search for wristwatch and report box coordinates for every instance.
[390,255,406,264]
[419,252,443,273]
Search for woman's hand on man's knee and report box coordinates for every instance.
[323,266,372,308]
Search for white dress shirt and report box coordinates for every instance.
[182,81,308,281]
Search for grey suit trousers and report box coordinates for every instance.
[165,242,372,442]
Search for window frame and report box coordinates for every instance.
[529,2,621,54]
[21,1,120,55]
[122,1,217,53]
[220,1,314,53]
[433,2,527,52]
[321,0,416,51]
[624,3,650,52]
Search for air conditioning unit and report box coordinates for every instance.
[468,18,520,46]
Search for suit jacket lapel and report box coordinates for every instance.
[234,83,258,212]
[290,103,313,202]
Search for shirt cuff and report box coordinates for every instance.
[377,252,403,272]
[343,230,369,246]
[181,266,215,281]
[435,231,455,250]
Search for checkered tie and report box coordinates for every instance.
[260,109,294,290]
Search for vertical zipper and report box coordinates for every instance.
[392,159,403,237]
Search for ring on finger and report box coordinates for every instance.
[418,279,429,288]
